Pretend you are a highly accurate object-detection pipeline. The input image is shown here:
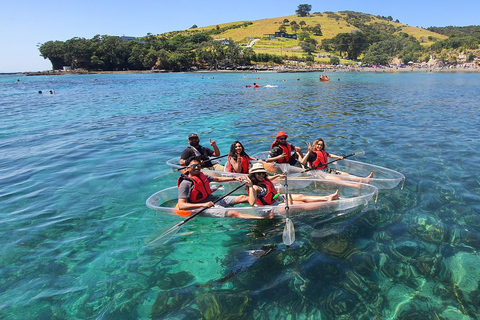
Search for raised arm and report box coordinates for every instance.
[210,138,220,157]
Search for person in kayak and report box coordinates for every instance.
[266,131,304,166]
[225,141,260,174]
[180,133,224,170]
[177,158,267,218]
[245,163,339,206]
[301,138,373,178]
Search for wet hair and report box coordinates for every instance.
[313,138,326,151]
[229,141,250,161]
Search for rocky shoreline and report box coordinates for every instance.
[21,65,480,76]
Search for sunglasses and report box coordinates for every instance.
[277,137,287,141]
[189,137,199,141]
[188,164,201,169]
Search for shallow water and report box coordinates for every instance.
[1,71,480,319]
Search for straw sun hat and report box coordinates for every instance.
[249,163,267,174]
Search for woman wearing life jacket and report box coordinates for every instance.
[301,138,373,178]
[224,141,259,174]
[245,163,339,206]
[266,131,304,166]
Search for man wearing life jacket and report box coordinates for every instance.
[177,157,247,209]
[266,131,304,166]
[180,133,224,170]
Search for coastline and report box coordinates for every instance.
[20,65,480,76]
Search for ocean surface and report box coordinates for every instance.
[1,71,480,320]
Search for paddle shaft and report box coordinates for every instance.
[175,154,228,171]
[302,152,356,173]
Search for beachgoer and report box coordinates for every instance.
[266,131,303,166]
[38,91,42,94]
[177,158,266,219]
[180,133,224,170]
[253,83,260,88]
[245,163,339,206]
[225,141,260,174]
[301,138,373,178]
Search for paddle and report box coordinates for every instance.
[300,149,365,174]
[153,154,229,179]
[280,164,295,246]
[145,182,247,246]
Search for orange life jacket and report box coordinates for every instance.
[309,150,328,170]
[248,179,277,206]
[177,173,212,203]
[270,142,292,164]
[225,155,251,173]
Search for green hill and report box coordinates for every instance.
[162,11,449,61]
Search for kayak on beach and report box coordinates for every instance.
[146,178,378,219]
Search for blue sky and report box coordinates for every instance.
[1,0,478,73]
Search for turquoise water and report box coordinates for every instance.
[1,71,480,319]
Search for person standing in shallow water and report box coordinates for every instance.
[180,133,224,171]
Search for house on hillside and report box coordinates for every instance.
[264,32,297,39]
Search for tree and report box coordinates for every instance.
[299,21,306,28]
[291,23,300,33]
[283,19,290,24]
[298,31,310,41]
[296,4,312,17]
[299,42,316,54]
[330,55,340,65]
[278,25,287,33]
[39,40,66,70]
[312,24,322,36]
[190,24,198,29]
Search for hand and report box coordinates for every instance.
[204,201,215,208]
[306,142,312,152]
[294,146,302,152]
[209,138,217,147]
[277,153,287,160]
[245,176,253,188]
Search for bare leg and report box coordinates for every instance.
[226,210,273,219]
[288,190,339,203]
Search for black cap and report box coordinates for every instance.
[188,133,198,138]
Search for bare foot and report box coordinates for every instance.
[262,209,275,219]
[326,190,339,201]
[366,172,373,178]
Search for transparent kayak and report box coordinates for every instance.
[146,178,378,219]
[251,151,405,190]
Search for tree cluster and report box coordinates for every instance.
[38,33,266,71]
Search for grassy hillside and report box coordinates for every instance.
[170,12,448,56]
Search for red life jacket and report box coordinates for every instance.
[225,155,251,173]
[270,142,292,164]
[177,173,212,203]
[247,179,277,206]
[309,150,328,170]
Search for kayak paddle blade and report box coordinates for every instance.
[282,218,295,246]
[145,223,182,247]
[280,163,289,174]
[353,149,365,157]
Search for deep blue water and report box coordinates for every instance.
[1,71,480,319]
